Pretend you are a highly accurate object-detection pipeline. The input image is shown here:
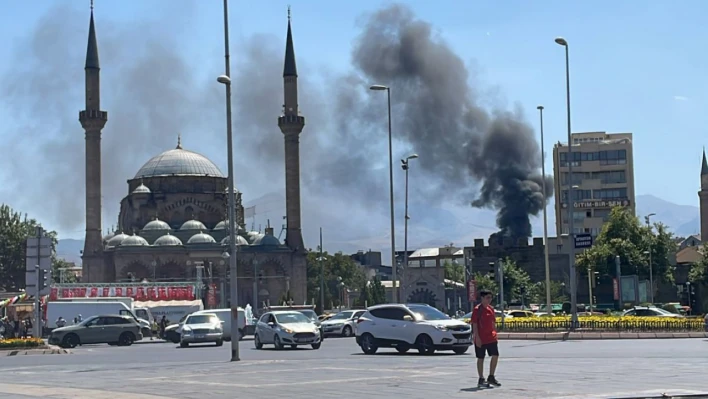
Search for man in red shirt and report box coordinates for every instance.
[471,289,500,387]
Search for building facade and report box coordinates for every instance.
[78,9,308,307]
[552,132,636,237]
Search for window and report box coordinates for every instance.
[408,305,449,321]
[593,170,626,184]
[594,209,611,221]
[560,172,589,186]
[559,151,582,167]
[561,189,592,202]
[593,188,627,200]
[599,149,627,165]
[369,307,411,321]
[275,312,311,324]
[573,211,586,221]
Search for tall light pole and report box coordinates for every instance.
[401,153,418,303]
[537,105,552,315]
[217,0,239,362]
[317,228,326,313]
[645,212,656,303]
[555,36,578,326]
[369,84,398,302]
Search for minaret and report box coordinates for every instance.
[278,8,305,252]
[699,149,708,241]
[79,2,108,282]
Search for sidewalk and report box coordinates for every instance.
[499,331,708,340]
[2,345,70,356]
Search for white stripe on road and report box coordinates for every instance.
[0,384,178,399]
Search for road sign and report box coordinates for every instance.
[574,233,593,249]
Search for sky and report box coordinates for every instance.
[1,0,706,257]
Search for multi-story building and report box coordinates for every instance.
[552,132,636,237]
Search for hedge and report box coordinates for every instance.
[461,316,705,332]
[0,338,45,349]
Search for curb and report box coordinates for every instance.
[3,347,71,356]
[498,332,708,340]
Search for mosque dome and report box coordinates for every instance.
[133,136,224,179]
[106,232,130,247]
[214,220,229,230]
[143,218,170,231]
[246,231,261,243]
[187,232,217,245]
[221,235,249,246]
[132,183,151,194]
[180,219,207,231]
[154,232,183,246]
[120,234,150,247]
[252,234,281,247]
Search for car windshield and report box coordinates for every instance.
[409,305,450,321]
[329,311,354,320]
[186,315,218,325]
[78,316,99,326]
[652,308,674,315]
[297,310,318,321]
[276,312,311,324]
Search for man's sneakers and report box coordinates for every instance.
[478,376,501,388]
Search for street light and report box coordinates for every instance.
[369,83,398,302]
[537,105,552,315]
[217,0,239,362]
[645,213,656,303]
[401,153,418,302]
[555,36,578,327]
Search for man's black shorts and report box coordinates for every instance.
[474,341,499,359]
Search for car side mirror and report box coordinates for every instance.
[220,320,225,324]
[267,322,275,327]
[403,315,414,321]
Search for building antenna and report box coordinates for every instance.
[287,5,291,21]
[90,0,94,11]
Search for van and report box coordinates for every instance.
[47,301,140,329]
[192,308,245,341]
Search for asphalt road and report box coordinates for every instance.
[2,337,708,398]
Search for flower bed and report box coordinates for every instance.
[461,316,705,332]
[0,338,46,350]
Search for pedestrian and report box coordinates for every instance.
[471,289,501,388]
[159,316,167,339]
[56,317,66,328]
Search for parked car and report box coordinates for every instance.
[49,314,143,348]
[164,314,190,343]
[180,313,224,348]
[356,303,471,355]
[622,306,683,318]
[321,310,365,337]
[254,310,322,350]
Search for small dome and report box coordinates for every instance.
[180,219,207,231]
[187,231,217,244]
[143,218,170,231]
[154,232,183,246]
[107,233,130,247]
[132,183,151,194]
[221,235,249,246]
[121,234,150,247]
[252,234,281,247]
[103,232,116,242]
[214,220,229,230]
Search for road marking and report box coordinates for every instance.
[0,384,178,399]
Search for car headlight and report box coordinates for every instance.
[434,325,449,331]
[182,328,192,335]
[282,328,294,334]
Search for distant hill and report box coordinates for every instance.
[57,193,702,267]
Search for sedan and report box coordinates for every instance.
[254,311,322,350]
[180,313,224,348]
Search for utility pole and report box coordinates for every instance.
[497,258,505,330]
[318,228,325,313]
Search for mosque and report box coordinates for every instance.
[77,7,308,307]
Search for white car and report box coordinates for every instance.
[180,313,224,348]
[254,311,322,350]
[321,310,365,337]
[356,303,472,355]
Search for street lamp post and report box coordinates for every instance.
[401,153,418,303]
[217,0,239,362]
[645,213,656,303]
[555,36,578,327]
[369,84,398,302]
[317,227,326,313]
[537,105,552,315]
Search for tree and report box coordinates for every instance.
[499,257,536,304]
[687,244,708,284]
[576,207,677,283]
[52,258,77,284]
[368,276,386,306]
[535,280,568,304]
[472,272,497,295]
[0,204,57,291]
[306,248,366,312]
[443,260,465,284]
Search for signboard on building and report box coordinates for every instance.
[574,233,593,249]
[612,278,619,300]
[467,280,477,302]
[573,199,631,209]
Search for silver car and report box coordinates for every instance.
[254,311,322,350]
[180,313,224,348]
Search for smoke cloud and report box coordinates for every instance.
[0,2,551,245]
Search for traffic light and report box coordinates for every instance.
[488,262,496,277]
[38,269,49,290]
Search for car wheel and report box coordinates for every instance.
[395,345,410,354]
[62,334,79,349]
[274,335,284,350]
[311,342,321,350]
[342,325,353,337]
[415,334,435,355]
[254,334,263,349]
[359,333,378,355]
[107,342,118,346]
[118,332,135,347]
[180,341,188,348]
[215,340,223,347]
[453,347,468,355]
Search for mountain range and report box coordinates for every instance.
[56,193,701,265]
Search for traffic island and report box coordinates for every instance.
[0,338,71,355]
[498,331,708,340]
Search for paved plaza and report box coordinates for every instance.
[1,337,708,398]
